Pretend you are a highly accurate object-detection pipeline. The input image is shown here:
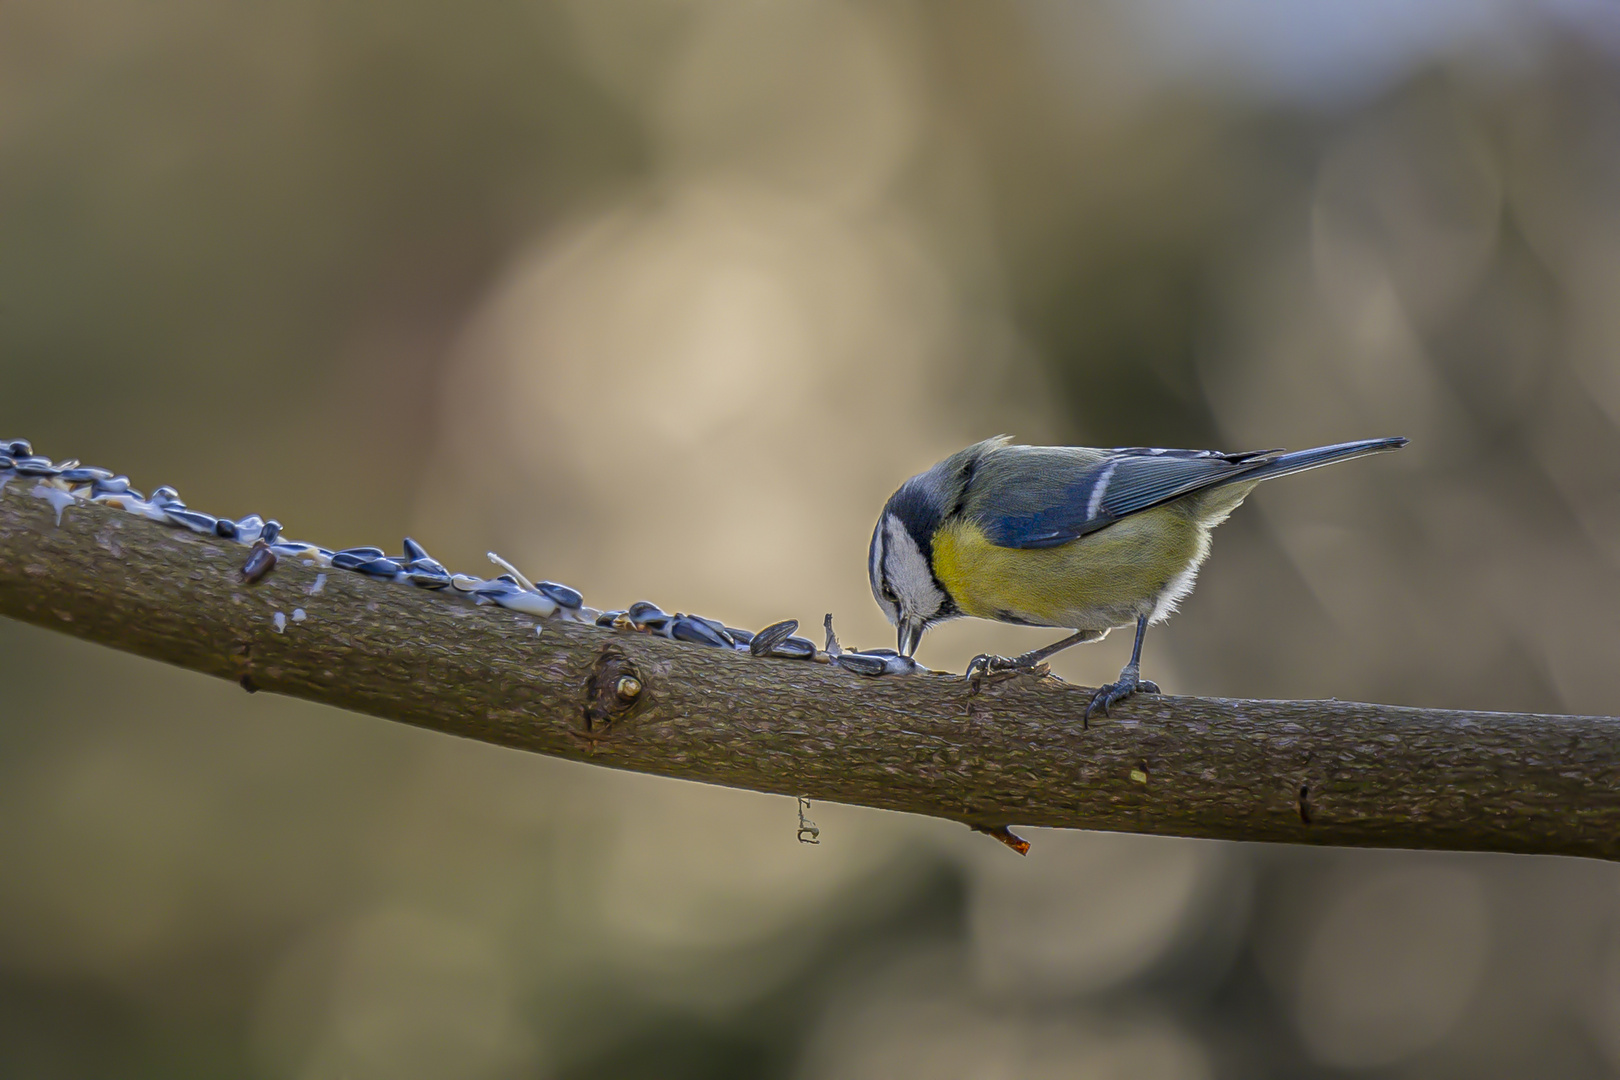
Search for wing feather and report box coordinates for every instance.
[974,446,1277,549]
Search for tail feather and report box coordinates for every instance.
[1242,437,1408,483]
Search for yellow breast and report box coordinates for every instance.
[931,508,1208,630]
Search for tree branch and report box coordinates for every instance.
[2,477,1617,860]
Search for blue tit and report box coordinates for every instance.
[868,435,1407,718]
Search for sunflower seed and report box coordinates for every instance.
[770,635,818,660]
[92,477,135,497]
[749,619,799,657]
[834,651,889,676]
[59,466,113,484]
[407,569,452,589]
[11,456,59,476]
[536,581,583,609]
[670,615,732,648]
[163,507,218,533]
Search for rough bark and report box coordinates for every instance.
[2,479,1617,859]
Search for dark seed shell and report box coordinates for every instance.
[670,615,732,648]
[749,619,800,657]
[537,581,583,609]
[769,635,817,660]
[835,652,889,676]
[59,466,113,483]
[163,507,218,533]
[11,456,59,476]
[91,482,143,501]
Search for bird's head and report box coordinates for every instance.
[868,443,1001,655]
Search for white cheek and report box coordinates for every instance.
[882,517,945,616]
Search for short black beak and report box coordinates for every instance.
[898,617,925,658]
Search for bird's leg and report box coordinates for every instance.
[966,629,1103,692]
[1084,615,1160,724]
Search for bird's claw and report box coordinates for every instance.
[1083,669,1158,725]
[965,653,1051,694]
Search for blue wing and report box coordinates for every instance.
[974,446,1277,549]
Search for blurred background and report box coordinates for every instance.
[5,0,1620,1076]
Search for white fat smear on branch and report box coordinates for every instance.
[30,483,75,526]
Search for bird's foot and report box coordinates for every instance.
[965,653,1053,694]
[1083,665,1159,726]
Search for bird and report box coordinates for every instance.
[868,435,1408,720]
